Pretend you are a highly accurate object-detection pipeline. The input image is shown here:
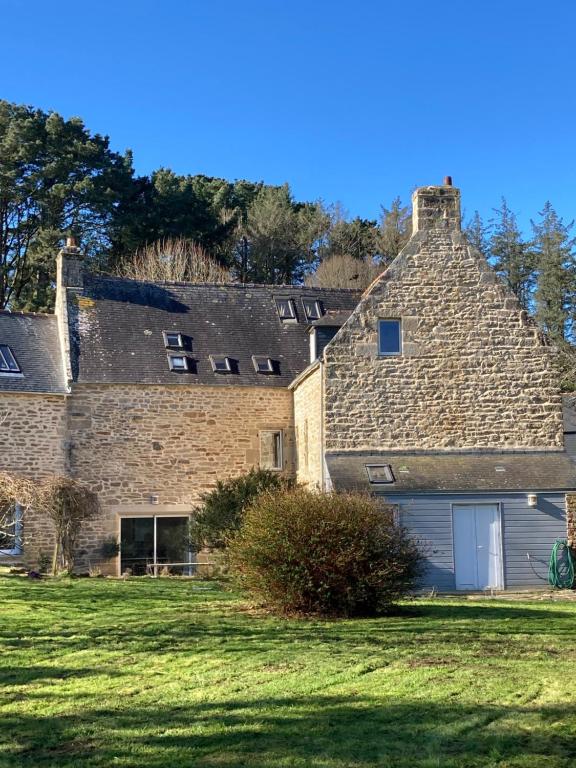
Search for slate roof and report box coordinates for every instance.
[326,451,576,492]
[0,312,67,394]
[67,275,361,387]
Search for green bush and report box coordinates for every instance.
[228,488,423,617]
[191,468,291,550]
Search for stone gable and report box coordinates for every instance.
[324,189,564,452]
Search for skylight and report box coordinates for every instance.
[302,299,322,321]
[365,464,395,484]
[167,354,188,371]
[252,356,274,374]
[163,331,184,348]
[210,355,232,373]
[276,299,296,321]
[0,345,21,374]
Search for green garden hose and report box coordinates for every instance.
[548,539,575,589]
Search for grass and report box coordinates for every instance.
[0,577,575,767]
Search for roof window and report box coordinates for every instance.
[210,355,232,373]
[252,356,274,374]
[163,331,184,348]
[167,354,188,371]
[365,464,395,484]
[276,299,296,321]
[0,345,21,374]
[302,299,322,321]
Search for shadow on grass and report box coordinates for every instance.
[4,695,575,767]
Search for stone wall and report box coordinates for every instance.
[324,193,564,452]
[0,393,67,566]
[65,383,295,571]
[293,364,323,488]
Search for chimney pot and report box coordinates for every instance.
[443,176,453,186]
[66,234,78,249]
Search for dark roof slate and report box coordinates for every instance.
[68,275,361,387]
[0,313,67,394]
[326,451,576,492]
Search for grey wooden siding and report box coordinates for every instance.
[381,492,567,591]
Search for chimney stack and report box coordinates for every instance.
[57,234,84,290]
[412,177,461,235]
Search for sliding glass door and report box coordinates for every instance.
[120,516,192,575]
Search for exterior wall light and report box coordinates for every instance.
[527,493,537,508]
[150,494,159,505]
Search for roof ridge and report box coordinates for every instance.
[90,273,362,293]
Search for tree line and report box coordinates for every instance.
[1,99,574,353]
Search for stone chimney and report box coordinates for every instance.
[56,235,84,291]
[412,177,461,234]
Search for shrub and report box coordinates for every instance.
[228,488,423,617]
[191,468,291,550]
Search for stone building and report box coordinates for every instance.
[1,181,575,589]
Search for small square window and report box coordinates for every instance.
[163,331,184,348]
[168,355,188,371]
[302,299,322,321]
[276,299,296,320]
[378,320,402,356]
[0,345,21,374]
[260,431,283,470]
[252,356,274,374]
[365,464,395,484]
[210,355,232,373]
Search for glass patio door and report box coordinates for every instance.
[120,516,192,576]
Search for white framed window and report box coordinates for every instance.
[365,464,395,484]
[275,299,296,321]
[302,299,322,321]
[163,331,184,349]
[260,430,283,470]
[252,356,274,374]
[0,345,21,375]
[0,503,22,555]
[168,354,188,371]
[378,319,402,356]
[210,355,232,373]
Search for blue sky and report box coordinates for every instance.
[2,0,575,232]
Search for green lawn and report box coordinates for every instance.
[1,577,575,767]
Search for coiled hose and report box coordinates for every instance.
[548,539,575,589]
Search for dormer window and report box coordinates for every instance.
[276,299,296,321]
[302,299,322,321]
[163,331,184,348]
[210,355,232,373]
[365,464,395,484]
[168,354,188,371]
[0,345,21,374]
[252,356,274,374]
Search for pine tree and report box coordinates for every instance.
[465,211,490,259]
[378,197,411,265]
[489,198,534,308]
[532,202,576,342]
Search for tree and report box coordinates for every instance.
[465,211,490,259]
[378,197,411,264]
[489,198,534,308]
[319,207,380,262]
[116,237,231,283]
[306,252,382,290]
[233,185,330,284]
[0,101,134,311]
[532,202,576,342]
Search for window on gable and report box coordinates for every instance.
[252,355,274,374]
[0,503,22,555]
[378,319,402,356]
[260,430,283,470]
[302,299,322,321]
[365,464,395,484]
[168,354,188,371]
[210,355,232,373]
[163,331,184,348]
[276,299,296,321]
[0,345,21,374]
